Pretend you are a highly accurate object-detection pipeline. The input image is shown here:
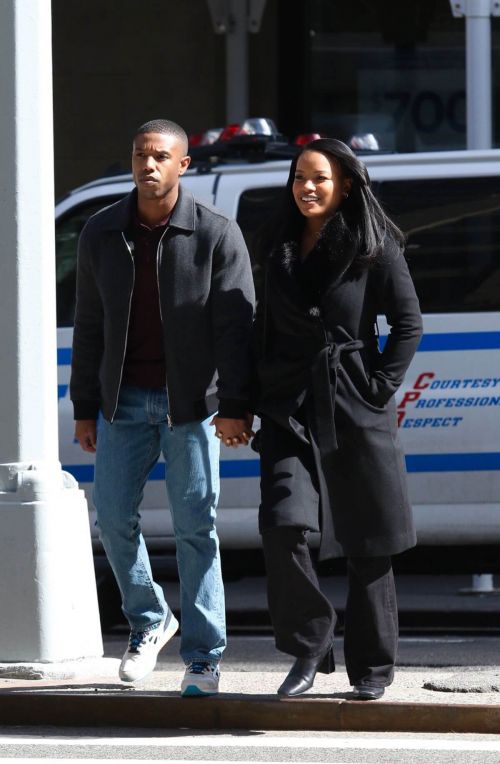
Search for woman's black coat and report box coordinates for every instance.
[254,213,423,561]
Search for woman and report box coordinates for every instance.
[253,138,423,700]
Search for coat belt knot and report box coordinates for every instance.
[310,337,365,456]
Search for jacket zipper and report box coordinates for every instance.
[156,227,173,429]
[110,232,136,422]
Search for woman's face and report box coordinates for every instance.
[292,150,351,225]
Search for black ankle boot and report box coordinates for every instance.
[277,646,335,697]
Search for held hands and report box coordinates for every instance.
[75,419,97,453]
[76,415,256,451]
[211,414,255,449]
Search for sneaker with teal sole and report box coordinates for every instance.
[181,661,220,696]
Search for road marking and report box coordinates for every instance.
[0,736,500,752]
[0,760,351,764]
[400,637,469,643]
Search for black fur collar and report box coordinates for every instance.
[270,212,359,318]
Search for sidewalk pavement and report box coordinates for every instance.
[1,574,500,733]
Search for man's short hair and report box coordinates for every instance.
[134,119,188,154]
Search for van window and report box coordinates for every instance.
[55,197,122,327]
[379,177,500,313]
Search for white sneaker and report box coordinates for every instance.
[181,661,220,696]
[119,612,179,682]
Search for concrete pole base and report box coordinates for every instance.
[0,657,119,681]
[0,462,103,663]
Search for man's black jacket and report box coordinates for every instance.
[70,185,255,424]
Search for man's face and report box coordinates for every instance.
[132,132,191,201]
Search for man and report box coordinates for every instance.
[70,119,255,696]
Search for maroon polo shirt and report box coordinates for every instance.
[121,212,170,389]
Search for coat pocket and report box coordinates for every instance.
[336,366,392,429]
[337,355,388,414]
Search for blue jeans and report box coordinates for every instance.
[93,385,226,664]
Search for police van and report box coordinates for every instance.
[55,144,500,555]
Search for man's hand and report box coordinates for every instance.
[211,414,255,448]
[75,419,97,453]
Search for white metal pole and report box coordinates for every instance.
[0,0,104,669]
[449,1,497,594]
[226,0,249,123]
[465,0,492,148]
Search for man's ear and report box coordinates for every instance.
[179,155,191,176]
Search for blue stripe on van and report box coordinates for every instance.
[379,331,500,352]
[221,460,261,478]
[58,384,68,400]
[405,452,500,472]
[65,465,94,482]
[141,460,261,479]
[62,459,262,484]
[58,333,500,367]
[63,452,500,483]
[58,347,72,365]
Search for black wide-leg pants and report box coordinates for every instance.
[261,526,399,688]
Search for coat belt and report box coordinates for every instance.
[307,336,365,561]
[309,337,364,457]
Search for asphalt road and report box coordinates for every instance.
[1,729,500,763]
[100,632,500,670]
[1,574,500,763]
[98,573,500,633]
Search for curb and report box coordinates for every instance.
[1,692,500,734]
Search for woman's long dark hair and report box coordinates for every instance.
[260,138,404,266]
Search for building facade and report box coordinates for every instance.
[52,0,500,196]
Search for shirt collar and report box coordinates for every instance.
[133,208,171,231]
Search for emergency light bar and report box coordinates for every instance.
[188,118,384,167]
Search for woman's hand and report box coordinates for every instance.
[211,414,255,448]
